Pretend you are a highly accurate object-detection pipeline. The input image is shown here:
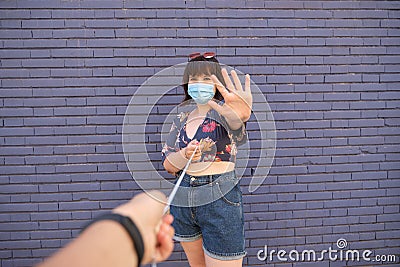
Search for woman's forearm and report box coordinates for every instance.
[223,116,243,131]
[38,221,138,267]
[163,148,188,174]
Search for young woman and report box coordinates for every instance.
[161,52,252,267]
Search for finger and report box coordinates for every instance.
[231,70,243,92]
[245,74,250,92]
[187,141,196,150]
[162,214,174,225]
[159,222,169,235]
[159,222,175,238]
[185,149,193,159]
[154,218,175,262]
[157,225,175,260]
[155,231,174,261]
[186,144,193,152]
[193,153,201,160]
[221,68,235,92]
[188,150,199,160]
[190,139,198,145]
[164,224,175,239]
[156,216,173,240]
[211,74,229,98]
[188,143,198,153]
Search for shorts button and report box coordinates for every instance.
[190,177,196,181]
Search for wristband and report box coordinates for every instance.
[82,213,144,267]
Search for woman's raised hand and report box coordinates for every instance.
[208,68,253,123]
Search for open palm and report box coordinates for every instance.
[208,68,253,123]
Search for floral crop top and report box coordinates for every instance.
[161,108,247,165]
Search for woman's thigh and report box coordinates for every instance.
[181,238,206,267]
[205,254,243,267]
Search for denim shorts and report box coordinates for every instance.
[169,170,246,261]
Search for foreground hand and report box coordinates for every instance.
[113,191,174,264]
[209,68,252,122]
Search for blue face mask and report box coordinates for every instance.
[188,83,215,105]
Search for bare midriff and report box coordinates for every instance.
[186,161,235,176]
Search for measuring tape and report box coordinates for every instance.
[163,145,198,214]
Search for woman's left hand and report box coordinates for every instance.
[208,68,253,123]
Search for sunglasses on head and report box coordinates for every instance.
[188,52,216,60]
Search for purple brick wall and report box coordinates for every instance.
[1,1,399,266]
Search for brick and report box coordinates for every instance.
[296,191,332,201]
[268,56,305,65]
[59,201,99,211]
[59,183,100,192]
[348,206,384,216]
[268,19,306,28]
[323,129,360,137]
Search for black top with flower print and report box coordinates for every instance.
[161,108,247,165]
